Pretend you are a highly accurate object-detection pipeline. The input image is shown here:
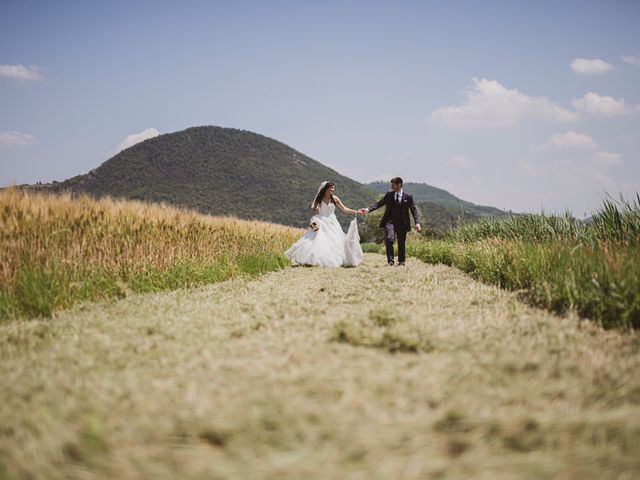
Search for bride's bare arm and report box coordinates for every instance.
[333,196,357,214]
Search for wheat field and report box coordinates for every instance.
[0,188,302,320]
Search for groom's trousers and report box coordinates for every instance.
[384,222,407,263]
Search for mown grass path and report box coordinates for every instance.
[1,253,639,479]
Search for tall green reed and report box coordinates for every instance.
[446,193,640,245]
[408,193,640,330]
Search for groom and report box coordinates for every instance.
[359,177,421,266]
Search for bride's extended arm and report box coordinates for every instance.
[333,196,357,214]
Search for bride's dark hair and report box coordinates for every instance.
[313,181,335,209]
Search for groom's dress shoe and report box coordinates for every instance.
[387,261,395,266]
[398,261,405,266]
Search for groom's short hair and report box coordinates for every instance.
[391,177,403,186]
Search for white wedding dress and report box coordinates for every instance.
[285,201,363,267]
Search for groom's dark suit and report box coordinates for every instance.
[367,190,420,264]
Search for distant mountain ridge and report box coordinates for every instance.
[366,181,508,233]
[367,181,506,217]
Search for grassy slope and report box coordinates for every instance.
[1,254,638,479]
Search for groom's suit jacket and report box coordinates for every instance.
[368,191,420,232]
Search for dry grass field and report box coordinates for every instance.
[1,253,639,479]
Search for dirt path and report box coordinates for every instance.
[1,253,639,479]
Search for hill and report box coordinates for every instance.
[24,126,511,232]
[44,126,376,228]
[368,181,507,217]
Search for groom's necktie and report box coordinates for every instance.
[395,193,400,204]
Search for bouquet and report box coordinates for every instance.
[310,220,319,232]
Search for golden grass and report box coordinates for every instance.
[0,188,303,319]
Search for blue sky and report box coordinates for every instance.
[1,0,639,216]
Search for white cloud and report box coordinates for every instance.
[592,151,622,166]
[534,131,599,151]
[446,155,470,168]
[519,154,621,207]
[528,132,624,204]
[621,54,640,65]
[570,58,613,74]
[0,131,35,147]
[525,132,622,188]
[572,92,635,116]
[430,77,578,127]
[0,64,43,81]
[117,128,160,152]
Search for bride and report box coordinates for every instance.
[285,181,364,267]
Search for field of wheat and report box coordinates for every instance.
[0,188,303,321]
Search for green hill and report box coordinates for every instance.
[24,126,510,233]
[46,126,376,228]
